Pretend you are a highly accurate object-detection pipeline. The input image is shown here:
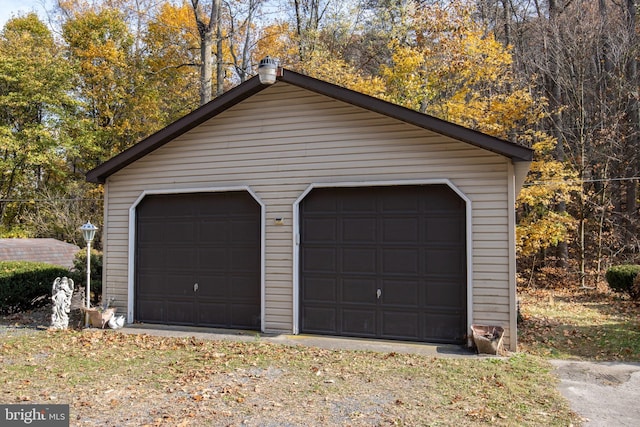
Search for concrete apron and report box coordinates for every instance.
[119,324,475,357]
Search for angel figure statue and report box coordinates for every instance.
[51,277,74,329]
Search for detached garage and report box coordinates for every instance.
[87,68,532,349]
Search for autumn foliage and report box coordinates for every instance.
[0,0,638,284]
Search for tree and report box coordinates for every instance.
[0,14,75,232]
[191,0,222,104]
[380,1,534,139]
[508,0,640,277]
[226,0,264,82]
[145,1,200,119]
[516,131,579,260]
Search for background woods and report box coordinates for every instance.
[0,0,638,286]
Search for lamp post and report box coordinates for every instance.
[80,221,98,327]
[258,56,278,84]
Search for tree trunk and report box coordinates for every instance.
[191,0,220,105]
[624,0,639,242]
[200,29,213,105]
[548,0,569,267]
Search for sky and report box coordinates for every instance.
[1,0,51,28]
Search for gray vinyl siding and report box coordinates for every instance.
[102,83,515,346]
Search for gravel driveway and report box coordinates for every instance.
[551,360,640,426]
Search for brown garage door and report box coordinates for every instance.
[135,191,261,329]
[299,185,466,343]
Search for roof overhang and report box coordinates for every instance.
[87,69,533,184]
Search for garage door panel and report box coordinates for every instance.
[200,220,229,241]
[230,304,261,328]
[424,188,464,211]
[342,193,376,212]
[342,309,376,335]
[425,217,465,242]
[382,280,420,305]
[302,306,337,333]
[137,246,164,270]
[342,247,376,273]
[382,217,419,242]
[220,194,259,213]
[342,278,377,304]
[303,277,336,302]
[301,194,337,213]
[381,192,419,212]
[137,298,164,322]
[135,191,261,330]
[231,220,260,242]
[195,275,227,297]
[199,248,228,270]
[136,272,165,294]
[231,276,261,299]
[342,218,376,242]
[164,221,196,242]
[165,273,196,297]
[197,303,227,325]
[422,312,466,342]
[425,280,464,307]
[382,248,419,274]
[382,311,419,339]
[303,218,337,241]
[303,248,336,272]
[300,185,467,344]
[231,248,259,270]
[165,247,196,270]
[166,300,196,324]
[426,248,464,274]
[138,221,166,242]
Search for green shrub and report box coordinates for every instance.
[605,264,640,296]
[69,249,103,304]
[0,261,71,314]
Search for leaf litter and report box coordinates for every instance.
[0,325,580,426]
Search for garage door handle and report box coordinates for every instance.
[377,289,382,299]
[194,283,199,292]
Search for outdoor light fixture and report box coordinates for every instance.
[80,221,98,327]
[258,56,278,84]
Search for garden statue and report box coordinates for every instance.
[51,277,74,329]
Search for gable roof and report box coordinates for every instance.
[86,69,533,184]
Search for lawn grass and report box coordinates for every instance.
[0,329,578,426]
[518,287,640,361]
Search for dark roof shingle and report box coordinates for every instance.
[0,239,80,269]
